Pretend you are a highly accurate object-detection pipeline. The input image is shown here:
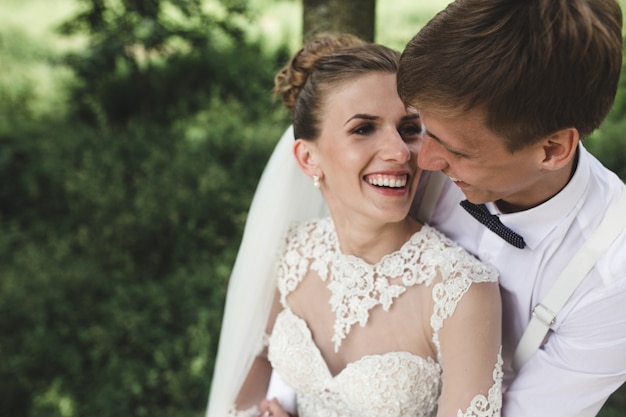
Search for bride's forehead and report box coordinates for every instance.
[323,77,406,119]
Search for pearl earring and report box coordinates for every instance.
[313,175,320,189]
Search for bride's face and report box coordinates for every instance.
[313,72,423,227]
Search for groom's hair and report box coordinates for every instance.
[398,0,623,152]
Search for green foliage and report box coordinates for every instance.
[1,2,292,415]
[0,25,74,132]
[586,120,626,181]
[57,0,272,127]
[0,101,287,416]
[586,38,626,182]
[599,383,626,417]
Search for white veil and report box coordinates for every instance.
[206,125,327,417]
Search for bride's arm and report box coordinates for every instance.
[436,281,503,417]
[231,290,285,415]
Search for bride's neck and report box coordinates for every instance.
[333,216,421,264]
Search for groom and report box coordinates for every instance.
[400,0,626,416]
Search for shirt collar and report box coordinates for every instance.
[486,144,591,250]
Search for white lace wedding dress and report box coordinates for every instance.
[234,217,502,417]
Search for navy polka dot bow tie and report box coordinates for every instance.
[460,200,526,249]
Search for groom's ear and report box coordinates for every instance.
[541,127,579,170]
[293,138,321,177]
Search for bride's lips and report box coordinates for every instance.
[363,172,411,195]
[364,173,409,188]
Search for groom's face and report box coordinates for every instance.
[416,108,548,210]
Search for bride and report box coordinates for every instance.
[207,33,503,417]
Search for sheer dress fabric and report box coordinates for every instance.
[262,218,502,417]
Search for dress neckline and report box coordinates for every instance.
[310,218,435,351]
[276,307,439,379]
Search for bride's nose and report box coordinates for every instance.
[381,130,411,162]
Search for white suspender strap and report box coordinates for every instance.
[415,171,447,223]
[513,188,626,372]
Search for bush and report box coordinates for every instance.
[57,0,292,128]
[586,41,626,182]
[0,5,291,413]
[0,25,73,133]
[64,41,289,128]
[0,103,287,416]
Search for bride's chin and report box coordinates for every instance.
[376,210,412,225]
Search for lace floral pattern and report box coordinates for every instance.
[458,352,503,417]
[277,218,498,353]
[270,310,441,417]
[269,218,501,417]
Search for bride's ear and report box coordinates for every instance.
[293,138,321,178]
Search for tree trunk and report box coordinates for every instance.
[302,0,376,42]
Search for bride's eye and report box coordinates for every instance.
[352,124,375,136]
[399,123,422,142]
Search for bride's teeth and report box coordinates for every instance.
[367,175,407,188]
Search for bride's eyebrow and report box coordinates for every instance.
[344,114,378,125]
[401,114,420,122]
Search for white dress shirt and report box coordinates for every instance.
[422,145,626,417]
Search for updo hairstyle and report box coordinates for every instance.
[274,33,400,141]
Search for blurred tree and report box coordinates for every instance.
[56,0,253,127]
[303,0,376,42]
